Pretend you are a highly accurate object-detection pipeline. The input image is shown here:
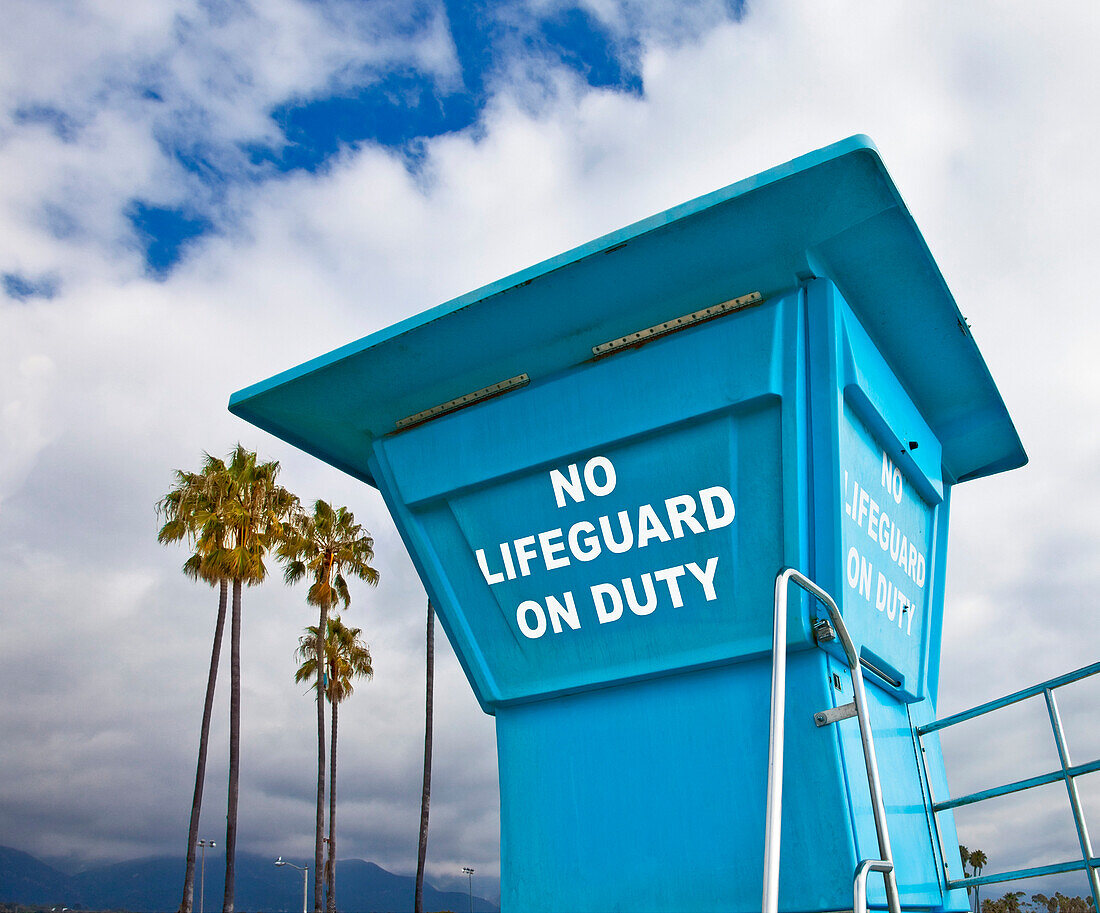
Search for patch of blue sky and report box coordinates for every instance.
[3,272,60,302]
[126,203,212,280]
[247,71,480,172]
[123,1,737,274]
[538,6,642,94]
[13,105,81,142]
[247,3,640,171]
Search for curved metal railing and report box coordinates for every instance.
[763,568,902,913]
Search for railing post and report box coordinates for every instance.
[764,569,902,913]
[1044,688,1100,901]
[855,859,895,913]
[762,569,792,913]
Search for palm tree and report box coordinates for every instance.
[970,849,988,913]
[281,501,379,913]
[414,599,433,913]
[959,845,973,911]
[157,462,230,913]
[295,617,373,913]
[203,446,296,913]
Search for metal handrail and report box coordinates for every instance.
[763,568,902,913]
[917,661,1100,735]
[916,661,1100,901]
[855,860,895,913]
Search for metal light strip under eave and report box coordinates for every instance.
[592,291,764,357]
[395,373,531,430]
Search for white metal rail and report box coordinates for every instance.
[763,568,902,913]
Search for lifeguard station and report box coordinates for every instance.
[230,137,1094,913]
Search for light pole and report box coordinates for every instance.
[461,867,474,913]
[197,840,216,913]
[275,857,308,913]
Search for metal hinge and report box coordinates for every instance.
[395,373,530,430]
[592,291,764,357]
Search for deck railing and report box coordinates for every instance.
[917,661,1100,900]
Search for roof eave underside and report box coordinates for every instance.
[229,136,1026,489]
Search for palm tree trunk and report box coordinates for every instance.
[314,590,330,913]
[414,600,434,913]
[179,580,228,913]
[222,579,242,913]
[326,691,338,913]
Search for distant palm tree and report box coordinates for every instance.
[296,617,374,913]
[414,599,434,913]
[157,461,229,913]
[281,501,378,913]
[959,845,973,911]
[970,849,988,913]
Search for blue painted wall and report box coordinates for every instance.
[364,281,969,911]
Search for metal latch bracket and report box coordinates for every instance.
[815,701,858,727]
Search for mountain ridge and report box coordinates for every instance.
[0,847,496,912]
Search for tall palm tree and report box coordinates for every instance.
[970,849,988,913]
[295,617,373,913]
[280,501,378,913]
[414,599,433,913]
[959,845,973,911]
[200,446,296,913]
[157,461,230,913]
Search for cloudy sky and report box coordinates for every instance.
[2,0,1099,905]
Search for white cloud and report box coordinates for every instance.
[1,0,1098,901]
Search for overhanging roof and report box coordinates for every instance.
[229,135,1026,486]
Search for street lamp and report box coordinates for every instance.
[461,867,475,913]
[197,840,216,913]
[274,857,308,913]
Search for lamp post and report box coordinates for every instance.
[461,867,474,913]
[197,840,216,913]
[275,857,308,913]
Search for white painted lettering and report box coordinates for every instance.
[846,546,861,589]
[636,503,671,548]
[592,583,623,624]
[665,494,704,538]
[514,535,538,577]
[583,456,617,497]
[686,557,719,601]
[700,486,735,529]
[882,451,903,504]
[517,600,546,638]
[500,542,517,580]
[547,592,580,633]
[653,566,687,608]
[538,528,570,570]
[623,574,658,616]
[567,520,602,562]
[599,511,634,553]
[476,548,505,586]
[550,463,585,508]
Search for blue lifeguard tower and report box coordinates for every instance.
[229,137,1072,913]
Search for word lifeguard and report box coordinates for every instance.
[475,456,734,586]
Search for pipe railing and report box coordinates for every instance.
[917,661,1100,901]
[763,568,902,913]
